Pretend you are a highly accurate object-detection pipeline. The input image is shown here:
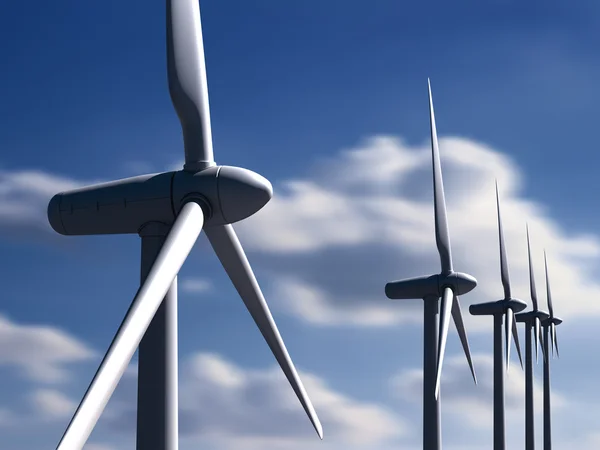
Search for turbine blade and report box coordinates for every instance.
[534,316,540,363]
[435,287,454,399]
[505,308,514,373]
[56,201,204,450]
[550,323,556,358]
[542,326,547,364]
[204,224,323,439]
[512,315,524,370]
[428,79,453,274]
[554,326,560,359]
[451,294,477,384]
[544,251,554,317]
[526,224,538,310]
[167,0,215,169]
[538,318,547,363]
[496,181,511,300]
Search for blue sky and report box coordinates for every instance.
[1,1,600,449]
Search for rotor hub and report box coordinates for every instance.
[439,271,477,296]
[173,165,273,226]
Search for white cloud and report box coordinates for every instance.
[84,444,119,450]
[3,134,596,327]
[29,388,77,420]
[571,432,600,449]
[102,352,406,449]
[0,314,95,383]
[180,278,214,294]
[391,353,565,429]
[389,352,576,449]
[0,169,85,233]
[230,135,600,327]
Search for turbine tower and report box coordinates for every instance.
[515,226,549,450]
[385,79,478,450]
[469,182,526,450]
[46,1,323,449]
[541,251,562,450]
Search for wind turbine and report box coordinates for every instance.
[469,182,526,450]
[46,1,323,449]
[541,251,562,450]
[515,226,549,450]
[385,79,478,450]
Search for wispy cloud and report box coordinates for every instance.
[28,388,77,420]
[0,314,95,383]
[230,135,600,327]
[180,278,214,294]
[101,352,407,449]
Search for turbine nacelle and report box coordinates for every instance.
[515,309,550,323]
[469,298,527,316]
[48,165,272,236]
[385,271,477,300]
[542,316,563,326]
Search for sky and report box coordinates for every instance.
[1,0,600,448]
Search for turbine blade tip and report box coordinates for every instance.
[315,422,324,440]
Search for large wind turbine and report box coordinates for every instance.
[541,251,562,450]
[46,1,322,449]
[469,182,526,450]
[385,79,478,450]
[515,226,549,450]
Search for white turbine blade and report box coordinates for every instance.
[526,224,539,311]
[451,294,477,384]
[539,319,546,363]
[505,308,514,373]
[554,325,560,359]
[550,323,556,358]
[496,181,511,300]
[544,251,554,317]
[204,224,323,439]
[512,316,524,370]
[167,0,215,168]
[435,287,454,399]
[56,202,204,450]
[428,79,453,274]
[534,317,540,363]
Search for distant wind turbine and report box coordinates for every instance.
[385,79,478,450]
[541,251,562,450]
[515,226,549,450]
[469,181,526,450]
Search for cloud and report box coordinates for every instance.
[29,388,77,420]
[4,133,597,326]
[389,352,578,449]
[180,278,214,294]
[83,444,119,450]
[230,135,600,327]
[0,314,95,383]
[3,131,598,326]
[0,168,86,235]
[572,432,600,449]
[391,353,566,429]
[102,352,406,449]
